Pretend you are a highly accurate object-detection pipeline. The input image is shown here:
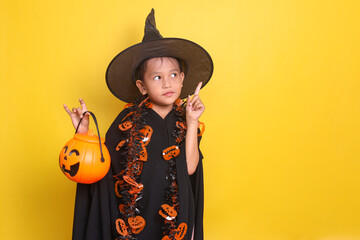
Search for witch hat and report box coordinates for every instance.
[106,9,213,103]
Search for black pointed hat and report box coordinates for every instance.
[106,9,214,103]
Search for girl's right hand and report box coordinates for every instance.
[63,98,90,134]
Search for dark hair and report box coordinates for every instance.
[134,57,186,81]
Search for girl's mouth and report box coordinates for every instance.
[163,91,174,97]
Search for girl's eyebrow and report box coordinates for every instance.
[149,69,180,76]
[149,71,161,77]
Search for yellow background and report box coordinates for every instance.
[1,0,360,239]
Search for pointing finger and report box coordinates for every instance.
[189,95,199,106]
[186,95,191,109]
[194,82,202,96]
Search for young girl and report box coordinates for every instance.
[63,9,213,240]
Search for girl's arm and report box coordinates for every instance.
[185,82,204,175]
[185,122,200,175]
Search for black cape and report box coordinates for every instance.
[72,108,204,240]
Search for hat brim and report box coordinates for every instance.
[106,38,213,103]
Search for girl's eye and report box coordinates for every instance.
[154,76,161,80]
[170,73,177,78]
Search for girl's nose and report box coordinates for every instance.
[162,77,171,88]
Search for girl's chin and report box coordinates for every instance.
[150,95,180,105]
[151,99,178,108]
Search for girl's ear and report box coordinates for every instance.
[135,80,147,95]
[180,72,185,87]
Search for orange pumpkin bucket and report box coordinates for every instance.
[59,111,111,184]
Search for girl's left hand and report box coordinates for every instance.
[186,82,205,126]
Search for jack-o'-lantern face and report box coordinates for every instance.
[139,125,153,146]
[123,175,143,189]
[60,146,80,177]
[159,204,177,221]
[59,130,111,184]
[175,222,187,240]
[115,218,128,236]
[128,216,146,230]
[119,121,133,131]
[162,145,180,161]
[138,145,148,161]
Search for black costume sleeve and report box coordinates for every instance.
[190,135,204,240]
[72,109,129,240]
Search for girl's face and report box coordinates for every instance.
[136,57,184,111]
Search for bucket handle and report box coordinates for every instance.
[75,111,105,163]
